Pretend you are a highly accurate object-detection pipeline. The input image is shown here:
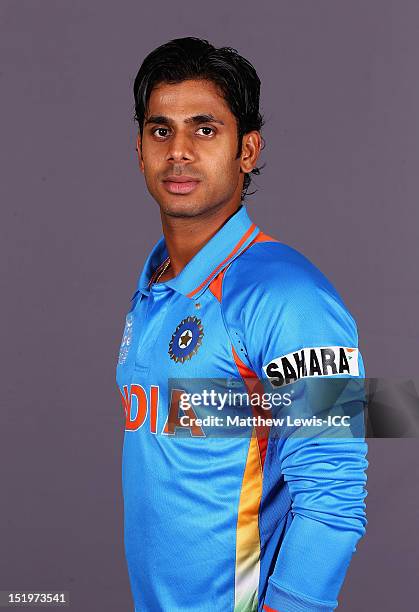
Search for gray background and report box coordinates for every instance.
[1,0,418,610]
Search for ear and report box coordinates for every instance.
[136,132,144,173]
[240,131,262,174]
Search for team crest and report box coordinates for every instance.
[168,316,204,363]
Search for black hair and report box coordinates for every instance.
[133,37,265,202]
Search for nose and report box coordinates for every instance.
[165,131,195,163]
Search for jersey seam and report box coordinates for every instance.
[219,260,256,373]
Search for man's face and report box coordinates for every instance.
[136,79,254,218]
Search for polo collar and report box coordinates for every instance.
[137,204,259,300]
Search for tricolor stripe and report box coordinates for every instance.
[232,347,269,612]
[234,434,263,612]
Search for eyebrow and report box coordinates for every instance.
[144,113,225,127]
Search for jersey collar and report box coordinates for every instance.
[137,204,259,299]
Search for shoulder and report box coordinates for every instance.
[223,238,349,316]
[221,236,361,376]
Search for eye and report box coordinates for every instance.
[196,126,215,136]
[152,127,170,139]
[150,126,216,139]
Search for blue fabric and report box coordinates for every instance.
[116,204,368,611]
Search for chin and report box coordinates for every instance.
[159,199,211,218]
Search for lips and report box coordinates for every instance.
[162,176,201,195]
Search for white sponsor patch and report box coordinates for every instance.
[263,346,359,387]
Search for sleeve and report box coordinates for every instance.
[226,251,368,612]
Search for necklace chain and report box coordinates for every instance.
[154,257,171,284]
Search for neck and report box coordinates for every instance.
[160,202,242,280]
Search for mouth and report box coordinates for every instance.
[162,177,201,195]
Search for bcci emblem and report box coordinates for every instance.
[168,316,204,363]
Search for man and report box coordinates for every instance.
[116,37,368,612]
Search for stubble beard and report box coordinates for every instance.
[158,196,226,220]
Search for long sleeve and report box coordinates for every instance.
[223,241,368,612]
[263,434,367,611]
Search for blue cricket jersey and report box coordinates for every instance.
[116,204,368,612]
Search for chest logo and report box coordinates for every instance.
[118,313,133,365]
[168,316,204,363]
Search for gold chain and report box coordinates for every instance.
[154,257,171,284]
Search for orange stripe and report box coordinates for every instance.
[232,345,256,379]
[207,229,279,300]
[250,230,279,244]
[208,267,227,302]
[232,346,270,469]
[187,223,257,298]
[199,228,279,300]
[263,605,279,612]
